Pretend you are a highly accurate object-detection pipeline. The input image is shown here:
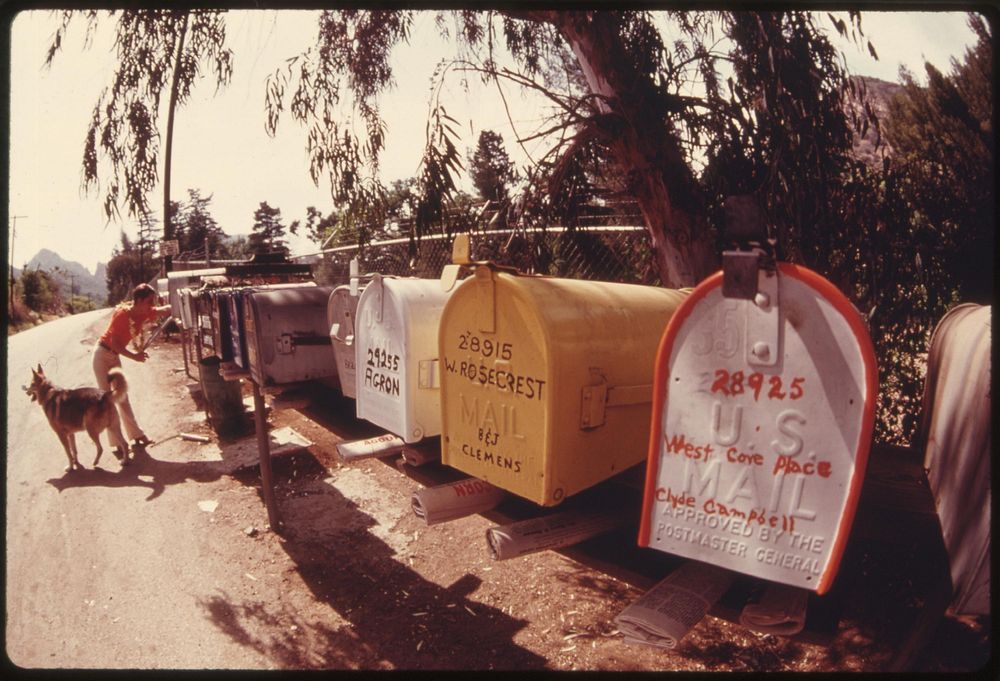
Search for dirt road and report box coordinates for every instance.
[5,310,990,671]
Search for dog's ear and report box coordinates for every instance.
[35,363,43,375]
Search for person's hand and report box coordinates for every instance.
[131,350,148,362]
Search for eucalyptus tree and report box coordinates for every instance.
[48,9,875,288]
[264,9,876,287]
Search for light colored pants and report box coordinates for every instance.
[93,344,145,445]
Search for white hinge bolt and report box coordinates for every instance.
[752,342,771,360]
[754,292,771,309]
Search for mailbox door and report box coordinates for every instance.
[195,291,216,357]
[244,285,337,387]
[639,263,876,594]
[228,290,249,368]
[211,290,233,361]
[356,277,450,442]
[179,288,195,331]
[327,286,361,399]
[441,271,687,506]
[440,271,550,501]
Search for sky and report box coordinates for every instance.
[7,9,983,275]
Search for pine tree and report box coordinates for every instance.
[248,202,289,256]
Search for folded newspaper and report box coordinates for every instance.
[739,583,809,636]
[486,509,630,560]
[411,478,506,525]
[336,434,405,462]
[615,562,736,649]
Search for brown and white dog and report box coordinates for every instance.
[25,364,130,472]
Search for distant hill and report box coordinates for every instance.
[18,249,108,304]
[849,75,904,165]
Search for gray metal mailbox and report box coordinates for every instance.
[242,284,338,389]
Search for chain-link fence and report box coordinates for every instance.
[303,226,662,287]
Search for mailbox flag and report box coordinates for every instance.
[639,263,876,594]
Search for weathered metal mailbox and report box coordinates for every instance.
[242,284,338,389]
[327,284,364,399]
[210,288,235,362]
[227,283,315,371]
[354,275,454,442]
[638,261,877,594]
[167,268,226,321]
[192,287,219,357]
[919,303,991,614]
[227,287,254,370]
[439,265,689,506]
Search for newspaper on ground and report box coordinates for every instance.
[336,433,405,462]
[739,582,810,636]
[486,509,630,560]
[411,478,505,525]
[615,561,736,649]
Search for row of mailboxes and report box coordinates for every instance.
[177,244,876,594]
[328,253,875,594]
[316,266,692,507]
[189,282,338,390]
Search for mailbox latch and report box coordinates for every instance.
[277,333,332,355]
[580,370,652,429]
[418,359,440,389]
[475,266,496,334]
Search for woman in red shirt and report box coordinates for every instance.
[93,283,171,449]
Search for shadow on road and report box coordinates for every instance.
[44,445,226,500]
[42,375,549,669]
[43,437,257,501]
[197,452,549,670]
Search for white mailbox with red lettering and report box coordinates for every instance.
[639,261,876,594]
[354,274,455,442]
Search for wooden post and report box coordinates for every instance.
[252,381,282,533]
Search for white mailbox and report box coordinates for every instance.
[178,287,196,331]
[354,274,454,442]
[639,261,877,594]
[327,284,364,399]
[242,284,338,389]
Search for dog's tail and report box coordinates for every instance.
[107,368,128,404]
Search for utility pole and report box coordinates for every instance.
[8,215,27,311]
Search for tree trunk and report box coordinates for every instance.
[543,12,719,288]
[163,12,189,273]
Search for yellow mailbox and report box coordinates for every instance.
[439,265,689,506]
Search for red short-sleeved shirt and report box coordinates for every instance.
[99,305,157,351]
